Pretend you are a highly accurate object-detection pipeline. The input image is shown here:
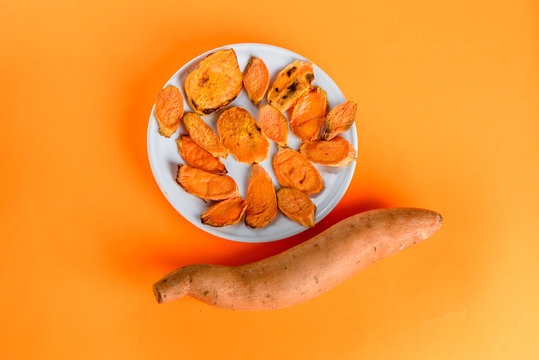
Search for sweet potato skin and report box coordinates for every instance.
[272,147,323,195]
[155,86,184,137]
[245,164,277,228]
[176,135,227,174]
[176,165,240,201]
[185,49,243,115]
[299,137,357,167]
[153,208,443,310]
[201,198,248,227]
[276,187,315,227]
[321,100,357,140]
[258,104,289,146]
[243,57,269,106]
[217,107,269,164]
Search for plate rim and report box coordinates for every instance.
[147,42,357,243]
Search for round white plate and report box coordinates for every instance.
[147,43,357,243]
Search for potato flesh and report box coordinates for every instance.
[185,49,243,115]
[245,164,277,228]
[201,198,247,227]
[272,148,323,195]
[267,60,314,112]
[176,165,239,201]
[217,107,269,164]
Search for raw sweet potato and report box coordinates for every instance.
[321,101,357,140]
[258,104,289,146]
[155,85,184,137]
[201,198,248,227]
[267,60,314,112]
[245,164,277,228]
[276,187,315,227]
[185,49,243,115]
[176,135,226,174]
[176,165,239,201]
[290,87,328,142]
[243,57,269,106]
[217,107,269,164]
[182,112,227,158]
[272,147,323,195]
[299,137,357,167]
[153,207,444,310]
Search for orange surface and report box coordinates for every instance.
[1,0,538,359]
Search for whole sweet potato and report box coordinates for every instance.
[153,207,443,310]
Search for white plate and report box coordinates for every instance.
[147,43,357,243]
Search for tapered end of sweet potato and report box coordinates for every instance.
[153,283,164,304]
[153,268,193,304]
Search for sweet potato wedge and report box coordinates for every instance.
[176,165,239,201]
[201,198,248,227]
[299,137,357,167]
[245,164,277,228]
[176,135,227,174]
[321,101,357,140]
[258,104,289,146]
[153,208,443,310]
[185,49,243,115]
[155,86,184,137]
[182,112,227,158]
[217,107,269,164]
[290,87,328,142]
[267,60,314,112]
[272,147,323,195]
[277,187,315,227]
[243,57,269,106]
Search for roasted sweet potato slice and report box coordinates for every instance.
[176,135,226,174]
[321,101,357,140]
[217,107,269,164]
[155,86,184,137]
[272,147,323,195]
[267,60,314,112]
[185,49,243,115]
[243,57,269,106]
[299,137,357,167]
[176,165,239,201]
[258,104,288,146]
[290,87,328,143]
[182,112,227,158]
[245,164,277,228]
[201,198,248,227]
[276,187,316,227]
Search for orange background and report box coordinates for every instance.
[1,0,538,358]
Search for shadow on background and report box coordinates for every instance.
[111,196,391,283]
